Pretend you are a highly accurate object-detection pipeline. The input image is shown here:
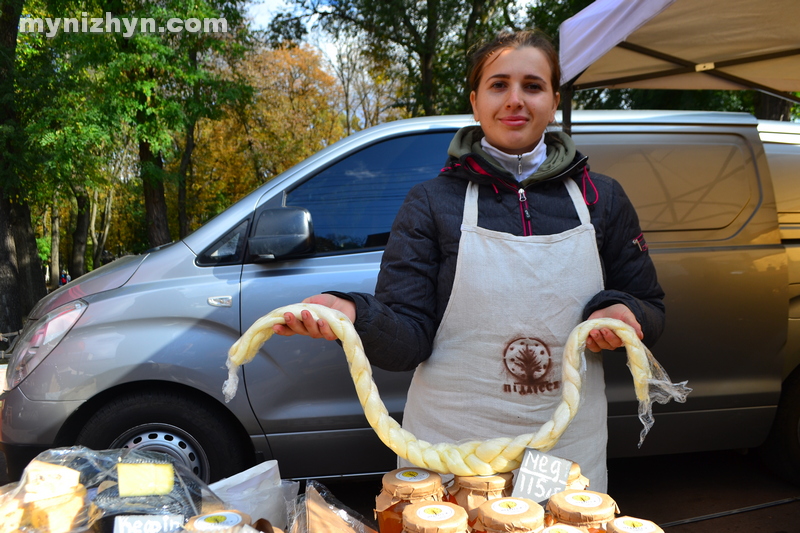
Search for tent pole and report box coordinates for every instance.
[561,81,574,136]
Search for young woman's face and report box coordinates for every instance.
[470,46,560,155]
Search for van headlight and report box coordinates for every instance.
[5,300,88,390]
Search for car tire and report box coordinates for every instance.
[75,390,253,483]
[758,369,800,485]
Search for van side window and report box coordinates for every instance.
[197,219,249,265]
[576,133,756,233]
[285,132,453,253]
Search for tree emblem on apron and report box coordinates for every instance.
[502,338,559,395]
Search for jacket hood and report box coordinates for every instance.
[447,125,580,187]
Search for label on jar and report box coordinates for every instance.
[611,517,658,532]
[396,469,431,482]
[416,504,456,521]
[490,498,530,515]
[564,492,603,508]
[191,511,246,529]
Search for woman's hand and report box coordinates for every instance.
[271,294,357,341]
[585,303,643,353]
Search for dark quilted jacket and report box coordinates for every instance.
[331,128,665,371]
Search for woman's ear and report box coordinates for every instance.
[470,90,479,122]
[551,92,562,122]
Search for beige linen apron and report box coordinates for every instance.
[401,178,609,492]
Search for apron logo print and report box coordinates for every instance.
[502,337,560,395]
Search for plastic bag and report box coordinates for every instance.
[288,480,378,533]
[209,460,299,530]
[0,445,225,532]
[630,346,693,447]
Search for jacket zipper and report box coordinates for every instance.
[518,188,533,236]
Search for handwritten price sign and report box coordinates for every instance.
[511,448,572,504]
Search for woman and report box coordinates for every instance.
[273,29,665,493]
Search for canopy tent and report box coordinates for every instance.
[557,0,800,129]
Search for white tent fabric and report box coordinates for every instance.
[559,0,800,102]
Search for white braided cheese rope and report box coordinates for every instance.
[223,303,653,476]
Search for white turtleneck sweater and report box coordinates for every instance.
[481,133,547,182]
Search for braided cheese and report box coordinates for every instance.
[223,304,653,476]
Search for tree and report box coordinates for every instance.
[283,0,519,116]
[186,43,345,225]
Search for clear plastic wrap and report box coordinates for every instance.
[288,480,378,533]
[0,445,225,532]
[630,345,693,448]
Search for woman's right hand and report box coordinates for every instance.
[272,294,356,341]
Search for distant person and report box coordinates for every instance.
[59,270,71,286]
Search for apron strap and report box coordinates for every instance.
[563,177,592,225]
[463,181,480,226]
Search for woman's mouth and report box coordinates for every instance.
[500,116,528,127]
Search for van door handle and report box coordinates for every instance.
[207,296,233,308]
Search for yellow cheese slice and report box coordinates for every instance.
[30,486,88,533]
[23,460,81,502]
[117,463,175,497]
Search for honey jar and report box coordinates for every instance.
[540,525,585,533]
[401,502,469,533]
[376,468,448,533]
[544,490,619,533]
[472,497,545,533]
[449,472,513,523]
[606,516,664,533]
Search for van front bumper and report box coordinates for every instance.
[0,387,83,481]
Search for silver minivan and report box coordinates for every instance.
[3,111,799,484]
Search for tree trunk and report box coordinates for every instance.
[754,93,793,121]
[0,0,27,339]
[10,201,47,313]
[90,189,114,268]
[0,194,22,343]
[50,204,61,290]
[71,186,90,278]
[139,140,172,247]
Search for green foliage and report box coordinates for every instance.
[36,236,51,263]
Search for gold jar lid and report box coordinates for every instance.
[402,502,469,533]
[452,472,513,493]
[545,490,618,528]
[376,468,445,512]
[472,497,545,533]
[606,516,664,533]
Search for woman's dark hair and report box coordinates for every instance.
[468,29,561,95]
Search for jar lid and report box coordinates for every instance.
[606,516,664,533]
[377,468,445,512]
[184,510,251,532]
[452,472,513,492]
[472,497,545,533]
[402,501,469,533]
[545,490,618,526]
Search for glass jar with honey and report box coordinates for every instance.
[376,468,448,533]
[606,516,664,533]
[449,472,513,524]
[541,525,586,533]
[471,496,545,533]
[401,502,469,533]
[544,490,619,533]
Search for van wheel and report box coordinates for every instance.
[75,391,253,483]
[759,370,800,484]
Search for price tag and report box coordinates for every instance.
[113,514,184,533]
[510,448,572,504]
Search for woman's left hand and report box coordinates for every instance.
[585,303,643,353]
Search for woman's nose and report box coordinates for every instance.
[505,86,522,108]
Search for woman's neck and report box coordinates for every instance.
[481,134,547,182]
